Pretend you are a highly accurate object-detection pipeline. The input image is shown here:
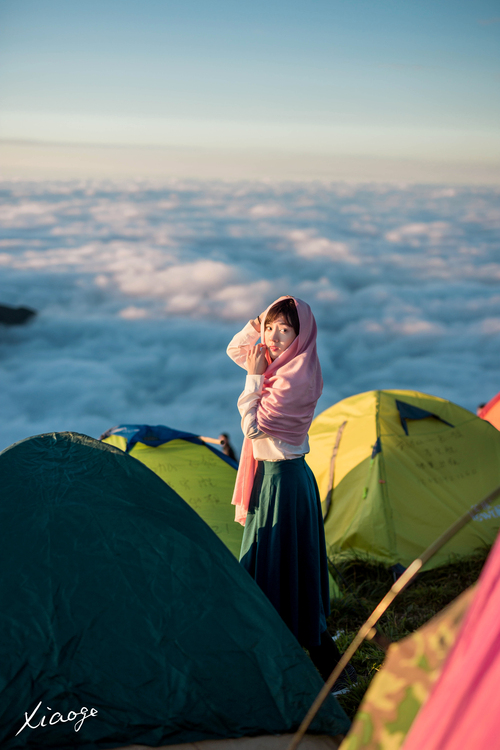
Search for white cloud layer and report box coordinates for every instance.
[1,179,500,453]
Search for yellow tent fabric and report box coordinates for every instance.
[102,425,242,558]
[307,390,500,569]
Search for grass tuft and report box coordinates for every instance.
[326,549,490,718]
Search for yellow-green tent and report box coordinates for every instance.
[307,390,500,569]
[102,424,242,557]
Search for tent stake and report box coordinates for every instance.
[286,483,500,750]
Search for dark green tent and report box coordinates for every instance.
[0,433,349,749]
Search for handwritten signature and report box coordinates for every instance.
[16,702,98,735]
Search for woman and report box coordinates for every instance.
[227,295,355,693]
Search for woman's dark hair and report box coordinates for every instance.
[265,298,300,335]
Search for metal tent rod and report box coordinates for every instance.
[287,483,500,750]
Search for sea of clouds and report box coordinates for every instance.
[1,179,499,454]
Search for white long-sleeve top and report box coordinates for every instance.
[227,321,309,461]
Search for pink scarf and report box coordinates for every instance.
[231,296,323,525]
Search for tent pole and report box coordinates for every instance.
[286,483,500,750]
[323,421,347,520]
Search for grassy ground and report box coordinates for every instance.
[326,549,490,719]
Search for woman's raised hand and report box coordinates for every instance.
[250,310,267,332]
[246,344,268,375]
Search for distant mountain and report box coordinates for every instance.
[0,305,36,325]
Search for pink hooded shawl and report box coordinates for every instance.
[231,296,323,525]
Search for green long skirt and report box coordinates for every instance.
[239,457,330,649]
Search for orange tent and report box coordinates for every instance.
[478,392,500,431]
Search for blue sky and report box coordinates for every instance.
[0,0,499,178]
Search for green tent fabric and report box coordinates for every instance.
[307,390,500,570]
[0,432,349,749]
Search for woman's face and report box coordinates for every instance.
[264,316,297,361]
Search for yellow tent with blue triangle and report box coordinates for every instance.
[306,390,500,570]
[102,424,242,558]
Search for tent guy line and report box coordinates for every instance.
[286,481,500,750]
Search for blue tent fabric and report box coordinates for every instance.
[371,437,382,459]
[0,432,349,749]
[395,400,454,436]
[102,423,238,468]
